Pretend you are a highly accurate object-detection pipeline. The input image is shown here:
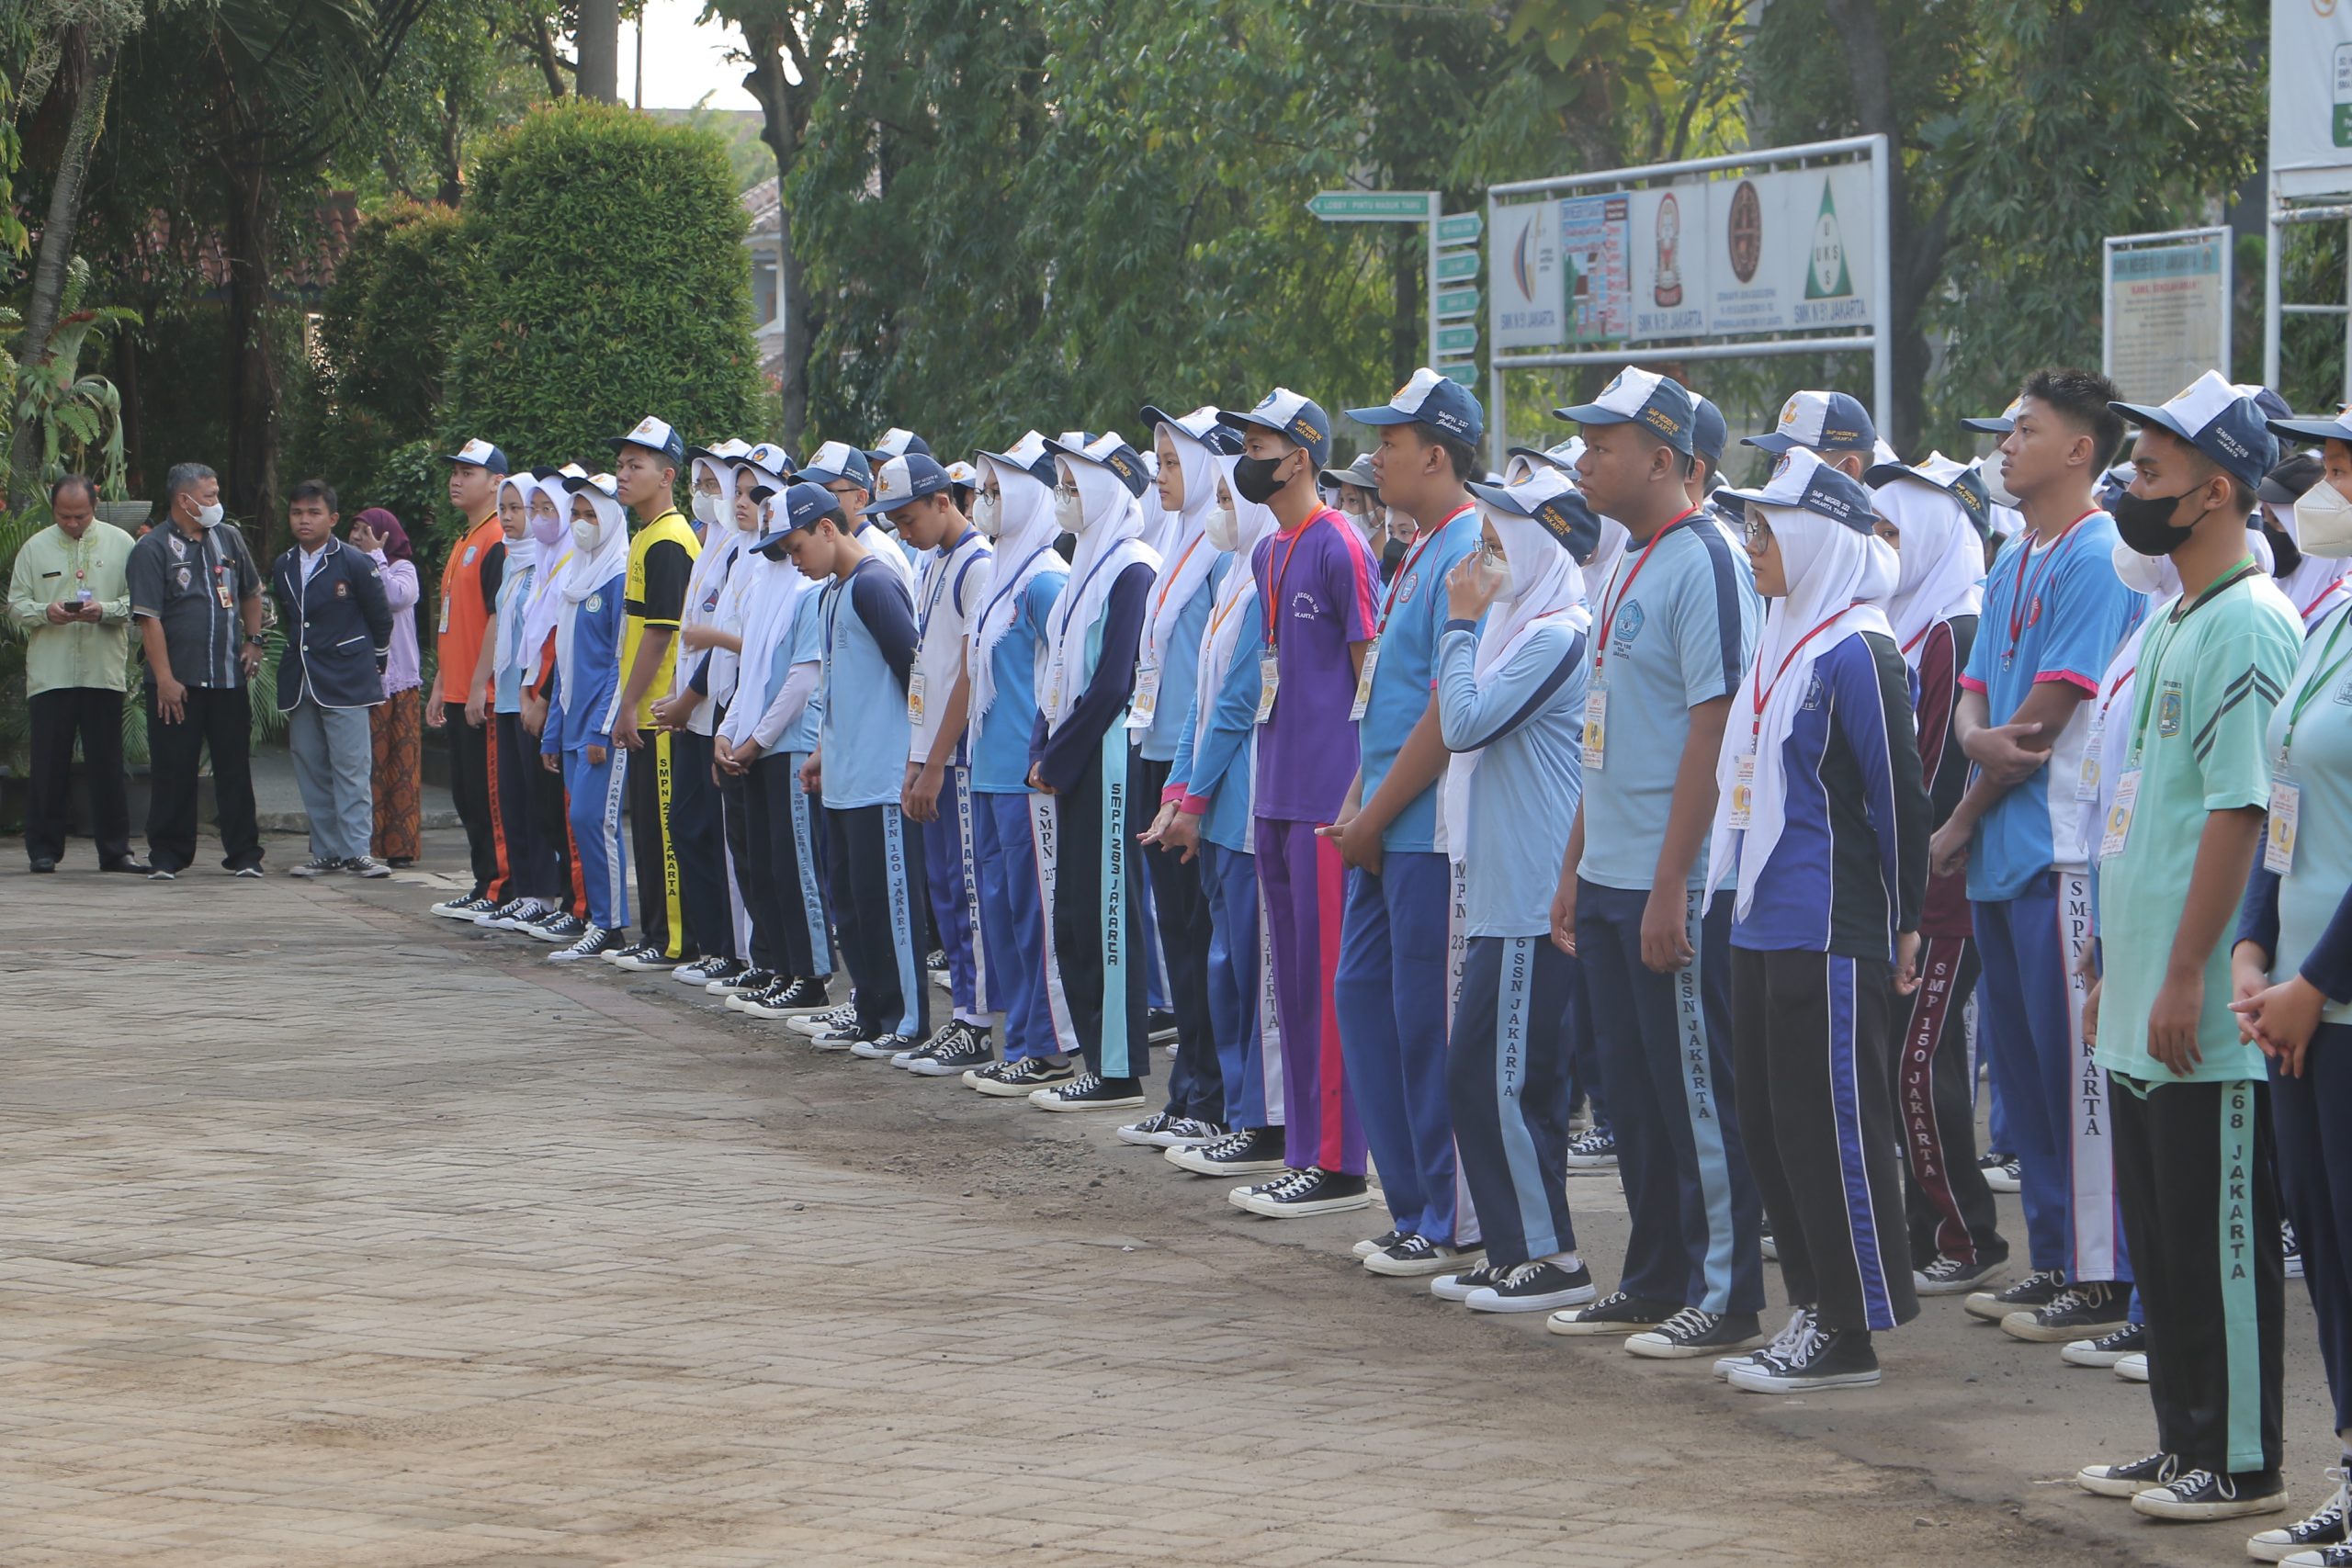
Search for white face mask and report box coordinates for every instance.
[1053,484,1085,536]
[571,518,602,555]
[196,501,225,529]
[973,491,1001,539]
[2110,541,2172,597]
[692,492,720,527]
[1205,504,1238,553]
[2295,479,2352,558]
[1978,458,2018,512]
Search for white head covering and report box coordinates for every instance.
[968,433,1062,721]
[1039,433,1160,732]
[1139,418,1226,673]
[1872,473,1984,669]
[1194,453,1281,766]
[673,457,753,701]
[554,478,630,705]
[514,474,572,685]
[1704,487,1896,919]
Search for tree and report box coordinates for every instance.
[576,0,619,101]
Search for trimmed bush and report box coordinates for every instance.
[308,200,469,500]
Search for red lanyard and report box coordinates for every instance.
[1596,507,1700,675]
[1750,603,1862,740]
[2006,508,2094,653]
[2301,574,2349,622]
[1899,623,1933,657]
[1378,503,1466,630]
[2097,661,2137,722]
[1263,509,1337,651]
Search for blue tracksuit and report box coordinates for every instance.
[972,563,1069,1062]
[542,571,629,931]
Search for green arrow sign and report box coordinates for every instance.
[1433,251,1480,282]
[1435,212,1483,245]
[1434,287,1480,318]
[1306,190,1433,221]
[1435,323,1478,355]
[1436,363,1479,387]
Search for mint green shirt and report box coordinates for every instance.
[6,520,134,695]
[2095,569,2301,1084]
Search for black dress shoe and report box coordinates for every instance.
[100,858,151,874]
[28,858,57,874]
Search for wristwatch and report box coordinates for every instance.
[245,634,265,648]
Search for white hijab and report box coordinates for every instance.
[2263,500,2352,624]
[1194,453,1280,764]
[515,476,571,684]
[554,482,629,704]
[1041,446,1159,732]
[1873,477,1984,669]
[1705,504,1896,918]
[968,444,1061,721]
[1140,423,1224,671]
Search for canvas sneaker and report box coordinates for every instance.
[2250,1469,2349,1562]
[675,956,745,987]
[811,1023,866,1054]
[852,1032,922,1061]
[2131,1467,2288,1522]
[966,1055,1074,1097]
[710,966,774,997]
[1915,1253,2005,1295]
[1032,1073,1148,1111]
[1365,1236,1486,1280]
[1983,1156,2022,1193]
[1563,1127,1618,1170]
[606,942,676,972]
[347,854,392,879]
[1727,1325,1880,1393]
[532,911,585,943]
[2114,1351,2149,1383]
[1546,1291,1679,1337]
[1963,1266,2064,1322]
[739,977,830,1017]
[548,925,619,963]
[1166,1124,1285,1177]
[1465,1259,1596,1314]
[2060,1323,2145,1369]
[1626,1307,1768,1360]
[2076,1450,2180,1499]
[1430,1259,1506,1303]
[288,855,341,879]
[911,1024,993,1076]
[1353,1228,1408,1260]
[2288,1220,2306,1281]
[1716,1307,1815,1381]
[788,1001,860,1037]
[474,897,533,928]
[2002,1280,2128,1343]
[429,894,492,919]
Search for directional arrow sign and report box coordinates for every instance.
[1433,251,1480,282]
[1435,323,1479,355]
[1435,212,1483,245]
[1435,287,1481,318]
[1306,190,1434,221]
[1436,363,1479,388]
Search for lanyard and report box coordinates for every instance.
[2005,508,2094,655]
[1595,507,1699,675]
[1263,510,1335,652]
[1749,603,1861,742]
[918,535,969,641]
[1055,539,1126,647]
[1377,503,1467,631]
[2282,606,2352,763]
[2128,558,2259,764]
[2097,660,2137,723]
[2301,574,2351,622]
[978,544,1052,642]
[1153,534,1205,618]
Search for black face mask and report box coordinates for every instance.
[2266,520,2304,579]
[1233,453,1292,506]
[1381,536,1408,576]
[2112,487,2212,558]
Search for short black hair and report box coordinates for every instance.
[2020,367,2127,472]
[48,473,97,508]
[816,502,849,534]
[1634,423,1699,479]
[288,478,339,512]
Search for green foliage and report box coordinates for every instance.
[443,99,765,494]
[10,258,138,499]
[303,202,469,504]
[649,106,773,194]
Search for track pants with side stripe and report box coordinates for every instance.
[670,729,732,963]
[1049,739,1149,1080]
[717,761,753,964]
[1451,936,1578,1269]
[2273,1024,2352,1431]
[1732,948,1918,1334]
[1136,755,1220,1123]
[493,713,559,903]
[1201,840,1281,1132]
[1577,881,1764,1316]
[1897,935,2007,1271]
[627,728,686,958]
[528,734,580,917]
[826,802,927,1040]
[1258,818,1363,1176]
[2112,1074,2283,1477]
[921,766,995,1028]
[1338,851,1468,1246]
[560,745,629,932]
[745,752,834,982]
[978,789,1061,1062]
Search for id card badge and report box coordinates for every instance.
[2075,720,2103,803]
[905,671,927,728]
[2098,768,2142,862]
[438,593,453,635]
[1728,750,1757,830]
[215,569,235,609]
[2266,777,2301,874]
[1127,660,1160,731]
[1255,649,1280,726]
[1349,637,1381,722]
[1581,684,1608,771]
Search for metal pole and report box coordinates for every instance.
[1487,133,1883,199]
[1427,191,1442,368]
[2101,236,2116,383]
[2219,229,2233,382]
[1487,186,1507,471]
[2342,219,2351,408]
[1869,133,1894,443]
[2266,185,2284,392]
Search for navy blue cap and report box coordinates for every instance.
[1744,390,1877,457]
[863,453,953,515]
[445,437,510,474]
[1690,395,1727,467]
[2111,371,2278,491]
[1320,453,1381,491]
[2267,408,2352,448]
[978,430,1058,488]
[1216,388,1333,468]
[865,427,932,468]
[1718,447,1876,533]
[1554,367,1697,456]
[1466,469,1602,563]
[753,479,843,547]
[1345,367,1486,448]
[1141,404,1246,457]
[1044,431,1150,498]
[799,442,874,490]
[1867,451,1991,536]
[605,415,686,468]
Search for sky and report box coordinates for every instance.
[632,0,762,113]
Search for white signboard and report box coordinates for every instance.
[1491,199,1564,349]
[1623,165,1874,341]
[1627,184,1710,340]
[2105,230,2231,406]
[2272,2,2352,199]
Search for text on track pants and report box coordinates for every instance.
[825,801,928,1041]
[1046,739,1149,1079]
[1451,935,1581,1269]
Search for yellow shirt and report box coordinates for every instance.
[617,508,698,732]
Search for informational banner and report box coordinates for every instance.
[2104,230,2231,406]
[1614,165,1874,341]
[1491,199,1564,349]
[2270,1,2352,200]
[1627,184,1709,340]
[1559,194,1629,342]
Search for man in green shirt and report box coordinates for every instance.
[2076,373,2302,1523]
[6,474,143,873]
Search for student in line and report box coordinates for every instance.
[478,473,563,927]
[2074,374,2298,1523]
[427,438,512,918]
[2256,450,2352,637]
[1704,448,1928,1394]
[518,468,588,944]
[802,441,917,591]
[541,471,633,961]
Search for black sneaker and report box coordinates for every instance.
[2131,1467,2289,1522]
[812,1023,866,1054]
[676,956,745,987]
[148,865,181,881]
[1166,1124,1285,1176]
[1759,1232,1779,1261]
[1353,1227,1408,1260]
[1364,1235,1486,1280]
[1563,1127,1618,1170]
[1156,1116,1224,1147]
[2249,1467,2348,1560]
[1626,1307,1767,1359]
[1984,1156,2021,1193]
[2288,1220,2306,1281]
[1963,1265,2064,1322]
[2282,1548,2352,1566]
[786,1000,859,1036]
[1234,1168,1369,1217]
[891,1032,947,1068]
[533,912,586,944]
[966,1055,1074,1097]
[2060,1322,2145,1368]
[1465,1259,1596,1314]
[911,1024,992,1077]
[347,854,392,879]
[1147,1009,1180,1044]
[1915,1253,2006,1295]
[1430,1259,1506,1303]
[851,1032,921,1061]
[2002,1280,2129,1343]
[288,855,341,878]
[548,925,619,963]
[924,946,947,973]
[1546,1290,1679,1337]
[1116,1110,1178,1146]
[739,977,831,1018]
[231,864,265,878]
[2076,1450,2180,1498]
[429,894,491,919]
[606,942,675,972]
[1031,1073,1147,1111]
[474,897,529,927]
[1727,1325,1880,1393]
[710,966,773,997]
[1717,1307,1815,1381]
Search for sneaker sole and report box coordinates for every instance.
[1238,1190,1371,1218]
[908,1057,989,1077]
[524,926,571,944]
[1984,1176,2022,1194]
[547,952,601,964]
[1363,1251,1486,1280]
[2246,1527,2341,1561]
[1465,1285,1596,1314]
[1430,1279,1481,1303]
[967,1074,1063,1097]
[1168,1151,1286,1177]
[2001,1311,2129,1344]
[2059,1343,2135,1369]
[1562,1156,1619,1171]
[429,904,486,920]
[2130,1488,2289,1522]
[1726,1366,1882,1393]
[2075,1469,2163,1499]
[1626,1330,1767,1360]
[608,958,675,972]
[1963,1292,2043,1322]
[786,1017,848,1036]
[1114,1126,1182,1147]
[1915,1269,2003,1296]
[846,1042,899,1060]
[809,1038,860,1054]
[1029,1091,1148,1112]
[1547,1313,1665,1337]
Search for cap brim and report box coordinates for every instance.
[1320,466,1377,488]
[2109,401,2193,443]
[1343,405,1417,427]
[1214,410,1288,438]
[559,475,605,494]
[2267,416,2352,445]
[605,435,677,460]
[2256,474,2309,506]
[1958,415,2015,434]
[861,491,925,516]
[1464,479,1534,516]
[1551,401,1626,427]
[442,452,506,471]
[1740,432,1801,454]
[1138,404,1184,434]
[1864,460,1931,490]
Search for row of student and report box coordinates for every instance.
[405,367,2352,1563]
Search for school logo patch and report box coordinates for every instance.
[2157,685,2183,738]
[2027,594,2043,628]
[1290,591,1318,621]
[175,566,191,591]
[1612,600,1645,651]
[2335,675,2352,707]
[462,546,478,565]
[168,534,187,560]
[1396,570,1419,607]
[1801,672,1826,710]
[586,592,603,614]
[333,580,348,598]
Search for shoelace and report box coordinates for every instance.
[1765,1308,1814,1359]
[2009,1268,2064,1299]
[1653,1306,1715,1342]
[2293,1472,2352,1534]
[2160,1468,2226,1502]
[1770,1323,1825,1370]
[1498,1259,1555,1289]
[1065,1073,1103,1097]
[1260,1170,1314,1200]
[1568,1130,1611,1152]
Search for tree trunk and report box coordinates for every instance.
[221,149,282,559]
[742,20,813,447]
[9,30,116,505]
[576,0,620,104]
[528,12,568,98]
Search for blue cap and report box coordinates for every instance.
[864,453,953,515]
[799,441,874,490]
[1690,394,1728,467]
[605,415,686,468]
[752,479,843,549]
[1141,404,1245,457]
[1216,388,1333,468]
[1344,367,1485,447]
[1043,430,1150,498]
[444,437,509,474]
[2111,370,2279,491]
[1961,396,2024,435]
[1554,367,1697,456]
[1744,390,1876,457]
[978,430,1058,488]
[1717,447,1876,533]
[865,427,932,468]
[1865,450,1992,536]
[1466,468,1602,563]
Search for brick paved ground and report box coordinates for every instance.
[0,833,2322,1565]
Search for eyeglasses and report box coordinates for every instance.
[1741,518,1774,548]
[1054,486,1080,506]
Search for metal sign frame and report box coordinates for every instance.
[1307,189,1481,377]
[1482,134,1890,469]
[2264,193,2352,409]
[2100,225,2233,398]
